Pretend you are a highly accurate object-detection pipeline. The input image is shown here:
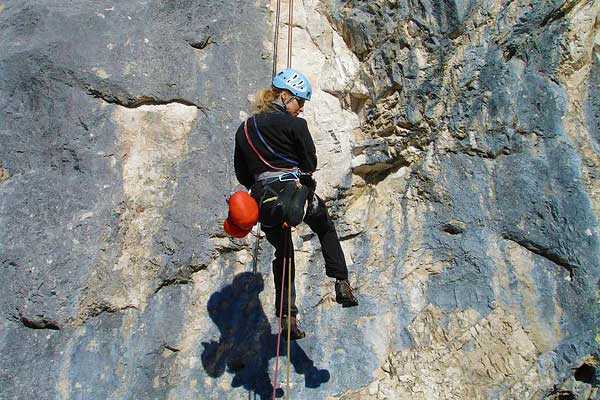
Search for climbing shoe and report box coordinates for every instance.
[281,316,306,340]
[335,279,358,307]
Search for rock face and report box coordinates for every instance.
[0,1,598,399]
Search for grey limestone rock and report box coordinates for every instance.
[1,0,599,399]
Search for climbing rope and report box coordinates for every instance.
[272,228,292,400]
[272,0,281,78]
[272,0,294,77]
[251,224,262,274]
[286,239,292,400]
[244,119,296,172]
[270,1,295,398]
[269,227,295,400]
[287,0,293,68]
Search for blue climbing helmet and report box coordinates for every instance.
[272,68,312,101]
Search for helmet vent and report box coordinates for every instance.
[272,68,313,101]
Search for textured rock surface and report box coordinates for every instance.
[0,0,598,399]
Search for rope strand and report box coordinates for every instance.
[272,228,290,400]
[244,119,296,172]
[286,235,292,400]
[287,0,294,68]
[251,224,261,274]
[273,0,282,78]
[271,1,295,397]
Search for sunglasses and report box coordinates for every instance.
[294,97,305,107]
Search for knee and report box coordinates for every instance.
[307,212,335,236]
[312,219,335,237]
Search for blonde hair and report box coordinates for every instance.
[251,87,283,113]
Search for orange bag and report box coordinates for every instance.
[223,218,250,238]
[223,191,259,238]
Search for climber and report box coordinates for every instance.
[233,68,358,340]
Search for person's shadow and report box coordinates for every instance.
[201,272,330,399]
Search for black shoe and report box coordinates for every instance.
[335,279,358,307]
[281,316,306,340]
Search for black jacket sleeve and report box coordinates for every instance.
[293,118,317,173]
[234,133,254,190]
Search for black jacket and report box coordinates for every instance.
[234,105,317,189]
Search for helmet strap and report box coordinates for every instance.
[280,93,297,114]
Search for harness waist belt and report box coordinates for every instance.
[255,170,299,182]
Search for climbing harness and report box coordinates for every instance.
[244,115,310,229]
[256,170,301,183]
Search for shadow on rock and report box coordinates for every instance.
[201,272,330,399]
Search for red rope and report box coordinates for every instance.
[272,229,289,399]
[244,119,295,172]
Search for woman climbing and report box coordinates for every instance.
[234,68,358,340]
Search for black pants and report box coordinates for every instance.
[262,191,348,317]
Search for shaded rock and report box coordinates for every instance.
[442,219,467,234]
